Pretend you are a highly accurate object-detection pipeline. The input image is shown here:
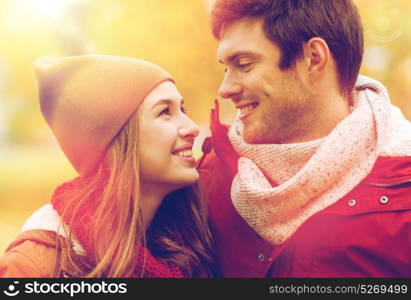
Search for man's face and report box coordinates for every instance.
[217,18,315,144]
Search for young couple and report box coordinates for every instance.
[2,0,411,278]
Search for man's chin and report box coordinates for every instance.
[242,125,278,144]
[243,130,264,144]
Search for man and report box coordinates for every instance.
[198,0,411,277]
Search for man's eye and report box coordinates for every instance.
[181,106,187,114]
[237,63,251,70]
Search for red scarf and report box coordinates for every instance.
[51,176,184,278]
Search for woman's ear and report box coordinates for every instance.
[303,37,330,76]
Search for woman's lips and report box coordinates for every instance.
[172,146,195,164]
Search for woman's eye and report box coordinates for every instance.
[159,107,170,116]
[158,104,185,117]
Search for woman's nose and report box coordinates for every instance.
[178,116,199,139]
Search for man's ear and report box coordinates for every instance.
[303,37,330,75]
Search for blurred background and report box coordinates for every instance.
[0,0,410,253]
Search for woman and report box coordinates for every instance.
[0,55,215,277]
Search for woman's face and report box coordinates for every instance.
[138,81,200,191]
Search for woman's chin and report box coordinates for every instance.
[170,168,199,188]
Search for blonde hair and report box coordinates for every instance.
[56,111,215,277]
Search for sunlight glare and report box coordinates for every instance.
[6,0,73,24]
[32,0,71,19]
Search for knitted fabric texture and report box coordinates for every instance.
[34,55,173,176]
[229,75,411,245]
[51,176,184,278]
[230,123,324,185]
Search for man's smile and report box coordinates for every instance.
[236,102,259,120]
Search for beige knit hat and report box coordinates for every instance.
[34,55,174,176]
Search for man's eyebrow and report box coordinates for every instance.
[218,51,256,64]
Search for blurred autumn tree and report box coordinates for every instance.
[0,0,226,148]
[357,0,411,117]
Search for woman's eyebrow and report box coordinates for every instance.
[152,98,184,109]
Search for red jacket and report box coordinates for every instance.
[198,108,411,278]
[0,229,184,278]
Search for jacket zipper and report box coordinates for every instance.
[368,179,411,187]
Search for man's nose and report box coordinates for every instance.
[218,73,242,99]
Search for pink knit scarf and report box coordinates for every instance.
[228,76,407,245]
